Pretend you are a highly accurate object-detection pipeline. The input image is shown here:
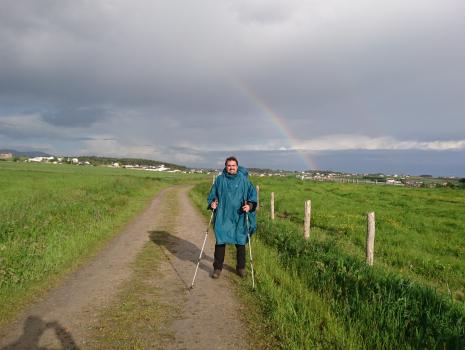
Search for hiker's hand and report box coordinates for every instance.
[211,199,218,210]
[242,203,251,212]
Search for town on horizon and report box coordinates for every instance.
[1,150,463,189]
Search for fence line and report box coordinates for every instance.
[264,190,376,265]
[297,176,429,188]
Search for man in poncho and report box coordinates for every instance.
[207,156,257,279]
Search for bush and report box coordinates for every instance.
[459,178,465,189]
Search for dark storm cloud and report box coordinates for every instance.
[1,0,465,175]
[41,106,108,127]
[236,15,465,140]
[0,0,249,116]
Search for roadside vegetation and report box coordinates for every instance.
[190,176,465,349]
[0,162,200,325]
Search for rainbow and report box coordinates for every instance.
[231,77,317,170]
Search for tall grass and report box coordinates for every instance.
[190,178,465,349]
[0,162,192,324]
[260,218,465,349]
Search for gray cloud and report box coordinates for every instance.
[1,0,465,175]
[40,106,108,127]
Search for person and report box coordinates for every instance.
[207,156,257,279]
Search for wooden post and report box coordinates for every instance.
[212,174,216,184]
[304,200,311,239]
[256,185,260,210]
[271,192,275,220]
[366,212,375,266]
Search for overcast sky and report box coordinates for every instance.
[1,0,465,176]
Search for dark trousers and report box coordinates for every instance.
[213,244,245,270]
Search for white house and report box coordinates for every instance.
[27,156,55,162]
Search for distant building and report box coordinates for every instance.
[386,178,402,185]
[28,156,55,162]
[28,157,44,162]
[145,164,169,172]
[0,152,13,160]
[156,164,169,171]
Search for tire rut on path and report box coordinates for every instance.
[0,185,250,349]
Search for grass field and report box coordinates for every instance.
[190,175,465,349]
[255,176,465,296]
[3,160,464,348]
[0,161,201,325]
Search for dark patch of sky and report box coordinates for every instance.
[1,0,465,175]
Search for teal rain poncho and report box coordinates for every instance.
[207,166,257,245]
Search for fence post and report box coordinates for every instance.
[304,200,311,240]
[271,192,275,220]
[256,185,260,210]
[212,174,216,184]
[366,212,375,266]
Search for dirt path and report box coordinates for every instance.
[0,186,249,349]
[150,186,249,350]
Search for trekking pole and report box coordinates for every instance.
[246,212,256,290]
[189,209,215,290]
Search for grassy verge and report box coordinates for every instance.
[190,179,465,349]
[0,163,191,325]
[259,218,465,349]
[230,240,363,349]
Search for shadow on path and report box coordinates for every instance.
[1,316,79,350]
[149,230,236,285]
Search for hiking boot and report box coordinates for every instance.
[212,269,222,279]
[236,268,246,278]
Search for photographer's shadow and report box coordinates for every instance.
[1,315,79,350]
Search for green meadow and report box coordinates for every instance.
[255,176,465,296]
[0,162,198,325]
[2,160,465,348]
[191,176,465,349]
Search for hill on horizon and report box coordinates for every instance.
[0,149,53,157]
[0,149,187,170]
